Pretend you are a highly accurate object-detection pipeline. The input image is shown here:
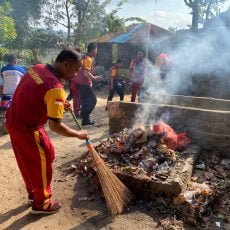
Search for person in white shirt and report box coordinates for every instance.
[1,54,26,96]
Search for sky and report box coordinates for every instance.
[106,0,230,30]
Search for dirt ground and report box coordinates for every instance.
[0,88,223,230]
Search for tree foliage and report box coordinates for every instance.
[42,0,142,46]
[0,0,45,49]
[73,0,109,46]
[0,0,153,62]
[106,13,126,34]
[0,2,16,42]
[184,0,227,30]
[43,0,76,42]
[42,0,111,46]
[24,28,66,63]
[106,13,146,34]
[0,1,16,59]
[0,0,44,26]
[199,0,226,21]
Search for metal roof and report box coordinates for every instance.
[108,24,144,43]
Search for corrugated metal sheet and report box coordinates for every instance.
[108,24,144,43]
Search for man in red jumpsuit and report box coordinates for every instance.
[6,49,88,215]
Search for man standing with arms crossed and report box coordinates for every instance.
[6,49,88,215]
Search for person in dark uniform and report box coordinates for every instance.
[107,59,124,104]
[75,43,100,126]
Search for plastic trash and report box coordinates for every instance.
[196,162,206,170]
[157,161,169,173]
[138,158,157,172]
[220,159,230,169]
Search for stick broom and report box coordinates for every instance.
[69,109,133,216]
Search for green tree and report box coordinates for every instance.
[106,13,126,34]
[25,28,65,63]
[78,0,145,44]
[43,0,76,42]
[0,1,16,42]
[42,0,112,46]
[105,0,145,34]
[106,13,146,34]
[184,0,200,31]
[200,0,226,21]
[184,0,227,30]
[0,0,45,49]
[73,0,113,46]
[42,0,141,47]
[0,2,16,59]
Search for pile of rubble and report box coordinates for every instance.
[170,152,230,227]
[76,127,180,181]
[66,127,230,227]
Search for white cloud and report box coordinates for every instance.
[145,10,192,30]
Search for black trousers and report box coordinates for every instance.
[77,84,97,121]
[108,79,124,101]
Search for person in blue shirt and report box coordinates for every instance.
[1,54,26,110]
[1,54,26,95]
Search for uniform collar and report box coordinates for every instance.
[46,64,61,79]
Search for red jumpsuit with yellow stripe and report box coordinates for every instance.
[6,64,65,210]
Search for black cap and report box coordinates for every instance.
[87,43,97,53]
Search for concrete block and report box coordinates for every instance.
[108,100,230,157]
[113,145,200,198]
[151,94,230,111]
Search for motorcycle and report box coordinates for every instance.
[1,94,12,111]
[0,94,12,134]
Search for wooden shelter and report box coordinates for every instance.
[93,23,171,69]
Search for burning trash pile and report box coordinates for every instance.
[70,121,196,201]
[74,121,191,181]
[67,121,229,227]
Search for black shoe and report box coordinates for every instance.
[82,120,95,126]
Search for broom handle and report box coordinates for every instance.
[69,109,82,130]
[69,109,95,151]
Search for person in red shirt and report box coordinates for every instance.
[75,43,100,126]
[67,73,81,117]
[155,52,170,79]
[6,49,88,215]
[129,50,147,102]
[66,48,81,117]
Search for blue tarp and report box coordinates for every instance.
[108,24,144,43]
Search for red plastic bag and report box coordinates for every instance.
[177,132,191,151]
[153,121,178,150]
[153,121,175,135]
[153,121,190,151]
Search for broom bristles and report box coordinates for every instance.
[90,147,134,216]
[69,110,133,215]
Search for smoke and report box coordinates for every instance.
[133,14,230,128]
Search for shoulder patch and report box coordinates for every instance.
[28,68,44,85]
